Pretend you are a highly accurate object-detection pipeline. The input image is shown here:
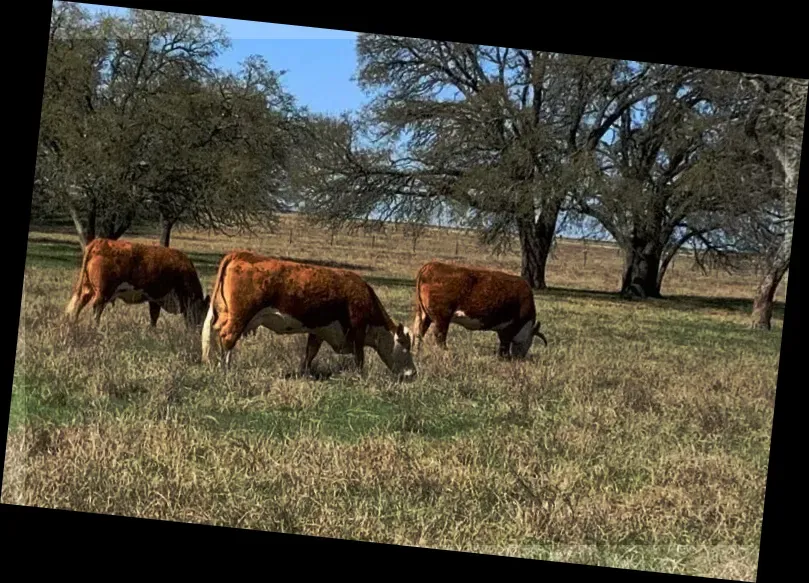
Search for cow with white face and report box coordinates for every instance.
[412,261,547,359]
[202,251,417,382]
[65,238,209,329]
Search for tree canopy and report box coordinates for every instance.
[35,2,300,248]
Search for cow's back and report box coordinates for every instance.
[134,244,201,297]
[86,239,201,300]
[221,255,387,331]
[418,261,534,323]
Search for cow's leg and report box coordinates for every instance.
[181,300,195,332]
[148,301,161,327]
[91,297,108,326]
[218,318,245,372]
[352,329,366,372]
[201,305,221,366]
[431,316,451,350]
[496,330,513,360]
[67,288,94,323]
[220,324,237,371]
[89,276,118,327]
[299,333,323,376]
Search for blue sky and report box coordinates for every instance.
[220,39,367,116]
[80,3,368,116]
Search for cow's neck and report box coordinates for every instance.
[365,324,397,371]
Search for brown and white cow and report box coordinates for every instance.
[65,238,210,328]
[412,261,547,358]
[201,251,417,381]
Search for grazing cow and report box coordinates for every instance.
[201,251,417,381]
[65,238,210,328]
[412,261,547,358]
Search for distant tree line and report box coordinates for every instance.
[33,4,805,331]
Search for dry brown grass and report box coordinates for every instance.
[4,214,783,581]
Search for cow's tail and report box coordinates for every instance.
[412,264,429,347]
[201,253,234,364]
[415,264,429,316]
[65,241,93,320]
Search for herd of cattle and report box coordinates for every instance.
[64,238,549,382]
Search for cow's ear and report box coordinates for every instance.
[399,326,412,348]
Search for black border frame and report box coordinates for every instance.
[3,2,805,580]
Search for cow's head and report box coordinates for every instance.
[510,320,548,358]
[186,294,211,328]
[388,323,417,382]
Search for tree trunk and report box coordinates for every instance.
[516,201,560,290]
[109,220,130,240]
[751,259,788,330]
[160,217,175,247]
[751,130,796,331]
[97,209,133,240]
[752,215,792,330]
[656,253,673,294]
[621,236,663,299]
[743,75,804,330]
[519,226,547,290]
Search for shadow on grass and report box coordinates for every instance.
[24,238,83,269]
[655,315,784,351]
[8,374,93,432]
[24,237,784,321]
[198,388,484,442]
[541,285,785,321]
[661,294,785,320]
[25,237,376,274]
[27,235,83,247]
[541,286,628,303]
[279,359,361,381]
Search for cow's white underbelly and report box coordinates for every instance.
[246,307,350,351]
[111,283,182,314]
[451,310,512,332]
[112,283,146,304]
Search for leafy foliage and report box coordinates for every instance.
[35,2,300,247]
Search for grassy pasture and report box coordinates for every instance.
[4,214,784,581]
